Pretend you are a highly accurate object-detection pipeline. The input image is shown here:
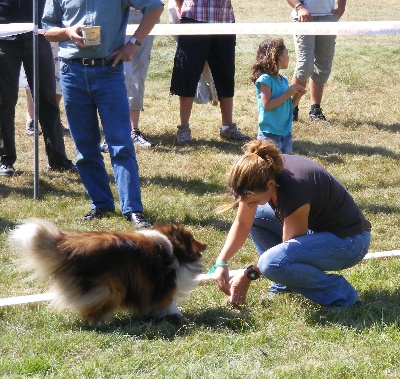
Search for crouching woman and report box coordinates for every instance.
[212,140,371,308]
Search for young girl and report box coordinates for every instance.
[251,39,306,154]
[211,140,371,308]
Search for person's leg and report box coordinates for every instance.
[0,40,23,168]
[170,19,210,142]
[250,204,289,294]
[208,34,250,141]
[23,36,70,167]
[61,61,115,211]
[94,64,143,215]
[257,231,371,306]
[292,33,315,120]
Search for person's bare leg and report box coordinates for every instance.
[309,78,324,105]
[26,88,34,123]
[130,109,140,132]
[219,96,233,126]
[179,96,194,126]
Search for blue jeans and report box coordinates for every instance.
[257,131,292,154]
[60,61,143,214]
[249,204,371,306]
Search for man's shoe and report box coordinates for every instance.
[132,130,154,148]
[220,123,251,142]
[175,124,191,145]
[125,211,152,228]
[309,107,329,123]
[26,120,42,136]
[0,164,15,176]
[100,140,109,153]
[83,208,113,221]
[48,160,78,173]
[293,106,299,122]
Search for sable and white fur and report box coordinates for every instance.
[9,219,206,325]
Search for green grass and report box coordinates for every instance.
[1,0,400,377]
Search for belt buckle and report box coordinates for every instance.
[82,58,94,66]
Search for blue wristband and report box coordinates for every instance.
[208,261,228,274]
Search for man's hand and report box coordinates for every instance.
[66,25,88,48]
[109,43,138,67]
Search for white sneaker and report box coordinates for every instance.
[131,131,154,148]
[175,124,192,145]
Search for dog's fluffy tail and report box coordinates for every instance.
[9,218,64,280]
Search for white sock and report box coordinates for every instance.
[221,125,230,131]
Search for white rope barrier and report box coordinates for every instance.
[0,21,399,38]
[1,250,400,307]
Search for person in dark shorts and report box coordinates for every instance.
[170,1,251,144]
[211,139,371,308]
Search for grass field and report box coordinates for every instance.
[1,0,400,377]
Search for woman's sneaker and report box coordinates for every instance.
[175,124,192,145]
[220,123,251,142]
[131,130,154,148]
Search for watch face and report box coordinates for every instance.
[246,266,260,280]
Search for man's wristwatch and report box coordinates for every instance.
[245,265,260,280]
[128,36,141,46]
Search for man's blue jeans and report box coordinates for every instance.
[60,61,143,214]
[249,204,371,306]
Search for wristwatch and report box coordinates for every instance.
[245,265,260,280]
[128,36,141,46]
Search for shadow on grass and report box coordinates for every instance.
[0,177,83,200]
[307,288,400,330]
[148,133,246,154]
[0,217,16,234]
[141,175,225,196]
[73,306,255,341]
[293,140,399,163]
[341,119,400,133]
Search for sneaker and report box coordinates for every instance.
[132,130,154,148]
[100,140,109,153]
[309,107,329,123]
[83,208,113,221]
[0,164,15,176]
[126,211,152,228]
[175,124,191,145]
[26,120,42,136]
[293,106,299,122]
[220,123,251,142]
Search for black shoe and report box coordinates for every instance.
[48,160,78,173]
[0,164,15,176]
[26,120,42,136]
[83,208,113,221]
[293,106,299,122]
[309,107,329,123]
[125,211,152,228]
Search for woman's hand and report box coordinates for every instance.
[213,265,231,296]
[229,271,251,306]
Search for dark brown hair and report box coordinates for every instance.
[250,38,287,82]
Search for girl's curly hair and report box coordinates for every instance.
[250,38,287,83]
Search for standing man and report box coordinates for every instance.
[287,0,346,122]
[0,0,76,177]
[42,0,164,227]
